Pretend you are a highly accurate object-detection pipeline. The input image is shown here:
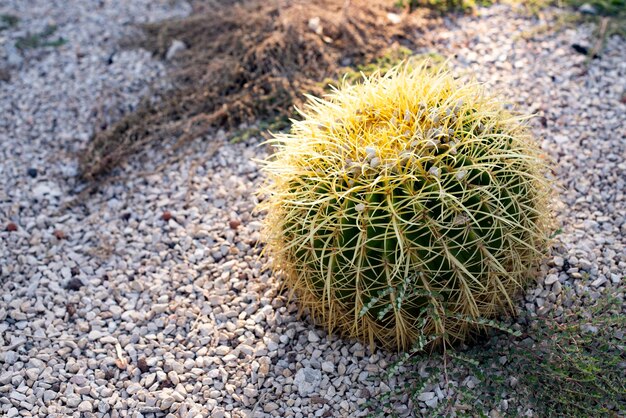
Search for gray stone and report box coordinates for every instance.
[418,391,435,402]
[578,3,597,14]
[294,367,322,396]
[43,390,57,402]
[591,277,607,288]
[0,372,12,385]
[126,383,142,395]
[425,398,438,408]
[264,402,279,413]
[25,368,40,380]
[10,391,26,401]
[66,394,81,407]
[166,40,187,60]
[321,361,334,373]
[78,400,93,412]
[160,396,175,410]
[3,351,17,364]
[544,274,559,285]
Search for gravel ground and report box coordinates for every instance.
[1,1,625,417]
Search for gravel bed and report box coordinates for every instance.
[1,1,624,417]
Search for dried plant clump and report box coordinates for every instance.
[79,0,434,180]
[260,64,553,351]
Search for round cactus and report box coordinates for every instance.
[259,64,552,351]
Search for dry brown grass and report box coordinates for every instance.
[79,0,438,180]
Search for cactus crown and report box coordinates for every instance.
[259,64,552,351]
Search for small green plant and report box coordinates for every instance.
[16,24,67,50]
[367,296,626,416]
[0,14,19,31]
[259,63,553,351]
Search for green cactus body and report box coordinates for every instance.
[260,64,552,351]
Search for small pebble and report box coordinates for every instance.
[65,278,84,291]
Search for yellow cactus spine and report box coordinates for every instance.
[259,63,553,351]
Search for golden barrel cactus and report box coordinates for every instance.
[259,64,552,351]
